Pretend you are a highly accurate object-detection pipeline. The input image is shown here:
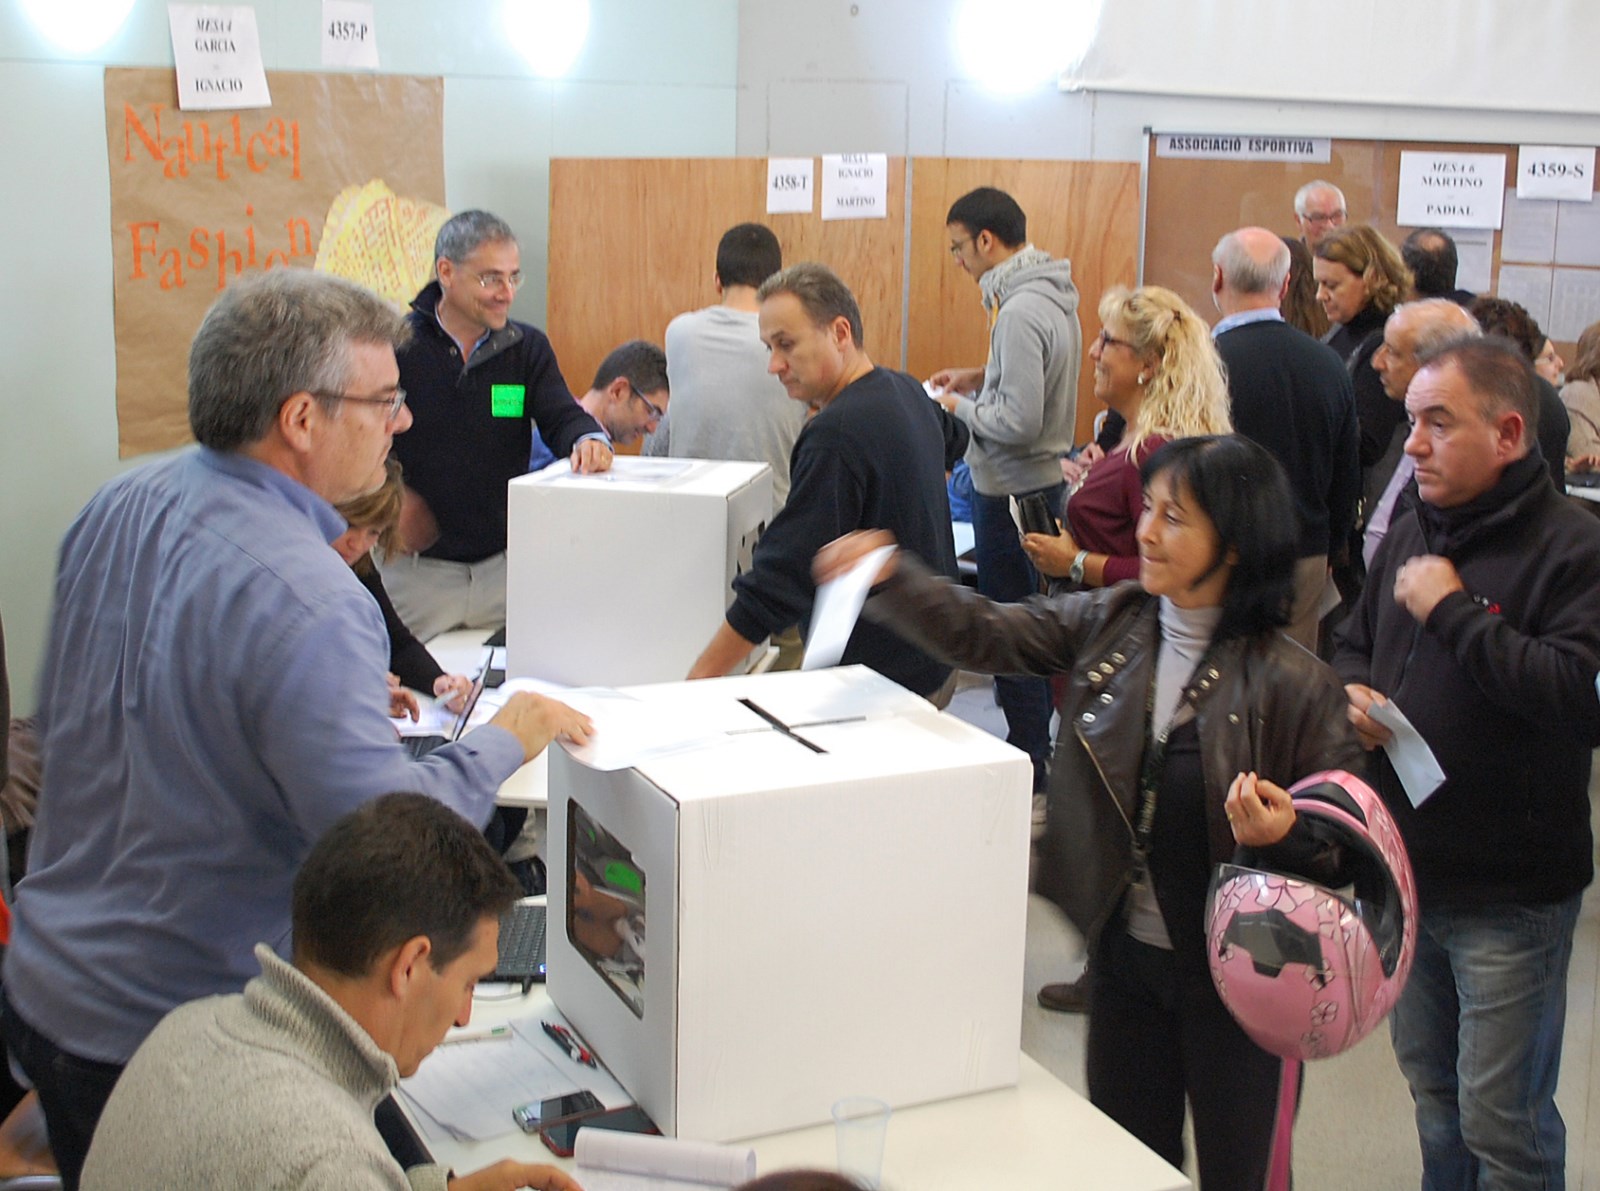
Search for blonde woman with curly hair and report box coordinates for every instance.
[1314,226,1414,492]
[1025,286,1232,593]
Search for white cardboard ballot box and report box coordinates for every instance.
[546,667,1033,1142]
[506,458,772,688]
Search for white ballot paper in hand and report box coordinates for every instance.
[1369,698,1447,807]
[803,544,897,671]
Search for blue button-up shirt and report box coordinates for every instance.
[7,448,525,1064]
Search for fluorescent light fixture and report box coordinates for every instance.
[20,0,135,53]
[956,0,1103,93]
[504,0,591,78]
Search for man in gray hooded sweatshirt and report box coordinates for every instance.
[931,187,1082,797]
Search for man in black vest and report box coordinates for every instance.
[1211,227,1359,648]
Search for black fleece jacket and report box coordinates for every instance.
[1334,453,1600,908]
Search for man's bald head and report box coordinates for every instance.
[1373,298,1482,402]
[1211,227,1291,315]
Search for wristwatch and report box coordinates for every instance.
[1068,549,1090,584]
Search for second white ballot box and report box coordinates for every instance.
[506,457,772,687]
[546,667,1033,1142]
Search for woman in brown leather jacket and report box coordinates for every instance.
[817,435,1361,1190]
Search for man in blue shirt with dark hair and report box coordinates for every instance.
[1,269,592,1188]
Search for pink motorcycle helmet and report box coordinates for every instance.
[1206,769,1418,1060]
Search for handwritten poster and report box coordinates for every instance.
[1396,151,1506,229]
[105,68,446,457]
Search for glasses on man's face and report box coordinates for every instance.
[312,386,408,422]
[1302,211,1346,226]
[630,384,666,423]
[471,269,524,291]
[948,236,976,259]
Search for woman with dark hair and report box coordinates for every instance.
[1468,296,1572,486]
[1279,236,1328,339]
[816,435,1360,1190]
[333,457,472,713]
[1562,320,1600,470]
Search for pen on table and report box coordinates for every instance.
[542,1020,598,1068]
[443,1023,512,1046]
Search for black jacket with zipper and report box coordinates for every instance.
[867,560,1362,951]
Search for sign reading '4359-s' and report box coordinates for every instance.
[1517,146,1595,203]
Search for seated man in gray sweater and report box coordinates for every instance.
[82,795,581,1191]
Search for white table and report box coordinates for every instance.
[420,630,548,808]
[406,987,1190,1191]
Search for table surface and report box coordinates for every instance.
[407,985,1190,1191]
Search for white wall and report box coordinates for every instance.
[0,0,738,710]
[736,0,1599,161]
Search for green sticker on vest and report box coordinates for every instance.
[491,384,526,417]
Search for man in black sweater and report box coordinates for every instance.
[386,210,613,640]
[1211,227,1358,648]
[688,263,965,700]
[1336,337,1600,1190]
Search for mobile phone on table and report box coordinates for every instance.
[538,1104,659,1158]
[512,1089,604,1134]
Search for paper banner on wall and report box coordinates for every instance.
[1396,151,1506,230]
[322,0,380,70]
[168,5,271,110]
[820,154,888,221]
[766,157,813,214]
[105,67,448,457]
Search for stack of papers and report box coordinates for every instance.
[574,1131,757,1191]
[398,1013,629,1143]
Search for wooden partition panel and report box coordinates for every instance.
[548,157,907,409]
[908,160,1141,443]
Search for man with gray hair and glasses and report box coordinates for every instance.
[1211,225,1359,648]
[1293,179,1347,249]
[0,270,592,1188]
[388,209,613,640]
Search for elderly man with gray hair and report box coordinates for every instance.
[1364,298,1483,565]
[1293,179,1347,248]
[386,209,613,640]
[1210,225,1359,648]
[0,270,592,1188]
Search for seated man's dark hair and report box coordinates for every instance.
[716,223,783,290]
[292,793,520,977]
[1140,435,1298,642]
[945,187,1027,248]
[592,339,669,394]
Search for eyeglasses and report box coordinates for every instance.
[948,235,976,259]
[471,269,524,290]
[1094,329,1134,351]
[630,384,667,422]
[312,386,408,422]
[1301,211,1346,226]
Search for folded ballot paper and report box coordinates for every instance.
[573,1131,756,1191]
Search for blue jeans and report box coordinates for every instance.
[970,483,1064,792]
[1389,896,1581,1191]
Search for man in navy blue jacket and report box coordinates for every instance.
[386,210,613,639]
